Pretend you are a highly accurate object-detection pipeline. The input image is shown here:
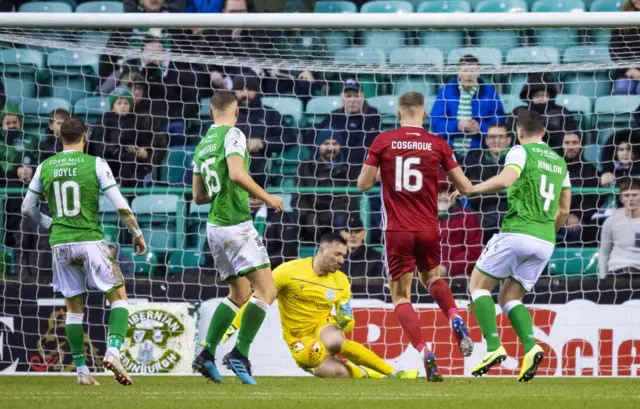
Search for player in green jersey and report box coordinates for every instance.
[191,91,284,385]
[452,110,572,382]
[21,118,147,386]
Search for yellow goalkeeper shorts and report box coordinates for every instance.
[283,316,339,350]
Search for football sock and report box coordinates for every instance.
[339,339,394,375]
[343,360,366,379]
[230,302,247,331]
[204,298,239,355]
[65,312,87,368]
[107,300,129,356]
[427,278,460,319]
[394,302,428,353]
[235,297,269,358]
[503,301,536,353]
[471,290,501,352]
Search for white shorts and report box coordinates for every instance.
[206,221,271,281]
[52,240,124,298]
[475,233,554,291]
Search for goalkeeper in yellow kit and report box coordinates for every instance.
[222,233,418,379]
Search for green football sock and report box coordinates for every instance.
[107,305,129,351]
[204,298,238,356]
[65,314,87,368]
[506,302,536,353]
[235,298,268,358]
[472,291,501,352]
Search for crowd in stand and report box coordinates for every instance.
[1,0,640,283]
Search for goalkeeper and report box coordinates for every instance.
[222,233,418,379]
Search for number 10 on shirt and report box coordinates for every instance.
[395,157,423,192]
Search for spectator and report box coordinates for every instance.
[609,0,640,95]
[511,72,578,148]
[88,87,155,187]
[295,131,360,243]
[559,131,602,245]
[233,75,296,187]
[125,0,186,13]
[185,0,223,12]
[306,78,381,165]
[0,104,38,176]
[437,170,482,277]
[600,129,640,187]
[339,216,383,279]
[38,109,70,163]
[598,178,640,278]
[463,122,512,244]
[430,55,504,156]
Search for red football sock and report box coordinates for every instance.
[427,278,459,319]
[394,302,428,353]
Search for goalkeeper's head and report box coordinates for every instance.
[59,118,87,151]
[210,91,239,126]
[397,92,426,127]
[313,233,348,275]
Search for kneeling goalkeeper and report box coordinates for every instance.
[221,233,417,379]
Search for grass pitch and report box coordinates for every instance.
[1,376,638,409]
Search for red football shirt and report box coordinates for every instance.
[364,125,459,231]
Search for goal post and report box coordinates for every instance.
[0,11,639,377]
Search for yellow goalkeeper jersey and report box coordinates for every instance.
[274,257,351,338]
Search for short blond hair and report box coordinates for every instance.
[398,92,424,109]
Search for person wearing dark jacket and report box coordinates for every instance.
[305,78,381,165]
[430,55,504,156]
[233,75,296,187]
[339,216,383,279]
[511,72,579,149]
[599,129,640,187]
[38,109,70,164]
[295,130,360,243]
[609,1,640,95]
[463,123,512,244]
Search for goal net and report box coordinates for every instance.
[0,10,639,377]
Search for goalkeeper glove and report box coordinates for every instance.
[220,324,237,344]
[337,300,354,330]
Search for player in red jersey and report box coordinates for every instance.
[357,92,475,381]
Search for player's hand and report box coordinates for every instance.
[600,172,614,186]
[133,235,147,256]
[221,324,237,344]
[450,190,462,203]
[265,194,284,213]
[337,300,354,329]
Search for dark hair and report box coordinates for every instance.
[49,108,71,121]
[398,92,424,109]
[210,91,238,112]
[319,233,347,247]
[487,122,509,133]
[516,110,545,136]
[619,177,640,191]
[459,55,480,65]
[60,118,86,145]
[622,0,639,11]
[563,130,583,143]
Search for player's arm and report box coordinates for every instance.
[97,158,146,255]
[335,273,355,333]
[554,175,572,233]
[191,172,209,205]
[358,136,383,192]
[21,164,52,229]
[467,145,524,195]
[446,167,473,196]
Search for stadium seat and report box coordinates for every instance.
[531,0,586,11]
[360,1,413,13]
[188,201,209,250]
[530,0,586,50]
[299,246,317,259]
[389,47,443,98]
[199,97,211,119]
[73,96,110,124]
[594,95,640,131]
[555,93,593,129]
[20,97,71,125]
[18,2,73,12]
[305,96,343,124]
[75,1,123,13]
[368,95,400,127]
[314,1,357,13]
[561,72,611,98]
[582,144,601,164]
[563,45,611,64]
[474,1,526,54]
[392,76,438,98]
[389,47,445,69]
[360,1,412,50]
[500,94,526,114]
[505,46,560,95]
[417,1,471,13]
[590,0,622,11]
[160,146,196,185]
[447,47,502,68]
[270,145,311,181]
[131,194,182,252]
[547,247,598,276]
[332,47,387,97]
[46,50,100,104]
[261,97,303,128]
[119,247,157,276]
[99,194,124,245]
[0,49,45,100]
[167,250,205,275]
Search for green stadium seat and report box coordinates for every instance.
[505,46,560,65]
[188,201,209,249]
[555,93,593,129]
[20,98,71,126]
[261,97,303,128]
[98,194,124,224]
[475,0,526,12]
[360,2,412,50]
[46,50,100,104]
[474,1,526,53]
[531,0,585,12]
[418,1,471,13]
[447,47,502,68]
[305,96,343,124]
[392,76,438,98]
[199,97,211,118]
[590,0,622,11]
[75,1,123,13]
[314,1,357,13]
[119,247,157,277]
[361,1,413,13]
[160,147,195,185]
[530,0,586,51]
[547,247,598,276]
[368,95,400,127]
[299,246,317,259]
[563,45,611,64]
[73,96,110,124]
[0,49,45,100]
[389,47,442,98]
[582,144,601,164]
[131,194,181,252]
[19,2,73,12]
[561,72,611,98]
[167,250,205,275]
[270,145,311,180]
[500,94,526,114]
[390,47,445,69]
[594,95,640,130]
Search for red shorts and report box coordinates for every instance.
[383,230,441,281]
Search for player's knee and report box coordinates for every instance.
[249,269,277,305]
[324,338,344,355]
[230,291,251,307]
